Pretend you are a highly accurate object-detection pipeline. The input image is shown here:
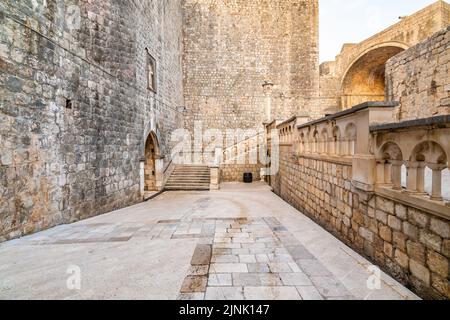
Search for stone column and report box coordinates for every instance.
[390,160,403,190]
[416,162,426,194]
[384,162,392,185]
[406,161,419,193]
[428,163,446,201]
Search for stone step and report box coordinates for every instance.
[173,168,210,171]
[165,166,211,191]
[173,172,209,174]
[168,177,211,183]
[166,182,210,186]
[169,175,210,178]
[165,186,210,191]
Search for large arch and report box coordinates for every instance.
[340,44,407,109]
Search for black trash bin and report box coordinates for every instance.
[243,173,253,183]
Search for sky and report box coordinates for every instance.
[319,0,440,62]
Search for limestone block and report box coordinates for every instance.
[394,249,409,269]
[409,260,430,286]
[427,251,449,278]
[430,218,450,239]
[419,230,442,252]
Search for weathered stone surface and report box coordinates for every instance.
[388,215,402,231]
[408,209,429,228]
[376,198,394,215]
[0,0,184,241]
[427,251,449,278]
[191,245,212,266]
[419,231,442,252]
[395,249,409,269]
[180,276,208,293]
[403,222,419,240]
[430,218,450,239]
[395,204,408,220]
[379,226,392,243]
[359,228,374,242]
[406,241,426,264]
[409,260,430,286]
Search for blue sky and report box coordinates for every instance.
[319,0,440,62]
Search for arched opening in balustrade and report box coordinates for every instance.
[298,132,305,154]
[410,141,448,201]
[377,141,404,190]
[344,123,357,156]
[313,130,319,153]
[332,126,341,155]
[320,128,329,154]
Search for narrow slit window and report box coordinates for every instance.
[146,50,157,93]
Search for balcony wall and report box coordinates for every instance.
[268,102,450,299]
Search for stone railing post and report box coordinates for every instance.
[390,160,403,190]
[406,161,419,193]
[416,162,426,194]
[428,163,446,201]
[376,160,389,185]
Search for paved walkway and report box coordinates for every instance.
[0,183,419,300]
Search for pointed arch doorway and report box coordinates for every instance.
[143,131,163,195]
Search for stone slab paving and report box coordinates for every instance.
[0,182,420,300]
[177,217,353,300]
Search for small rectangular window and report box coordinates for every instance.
[146,50,157,93]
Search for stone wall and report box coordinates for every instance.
[269,102,450,300]
[221,164,262,183]
[182,0,320,133]
[0,0,184,241]
[386,26,450,121]
[272,148,449,299]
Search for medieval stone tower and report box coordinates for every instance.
[182,0,320,131]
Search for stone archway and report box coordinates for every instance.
[341,45,406,109]
[144,133,158,192]
[141,131,164,197]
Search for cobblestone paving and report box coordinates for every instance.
[176,217,353,300]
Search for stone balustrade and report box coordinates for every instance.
[276,102,450,211]
[268,102,450,299]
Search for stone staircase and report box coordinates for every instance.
[165,165,210,191]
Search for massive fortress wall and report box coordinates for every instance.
[386,26,450,121]
[181,0,320,131]
[0,0,184,240]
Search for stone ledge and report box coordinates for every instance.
[292,153,353,166]
[370,115,450,132]
[375,186,450,221]
[297,101,399,130]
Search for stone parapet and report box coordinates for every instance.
[267,103,450,299]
